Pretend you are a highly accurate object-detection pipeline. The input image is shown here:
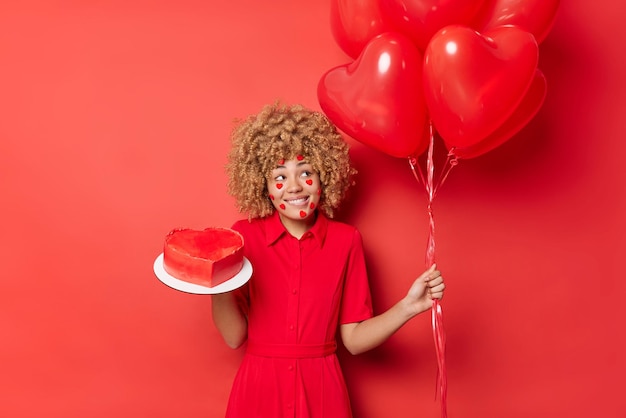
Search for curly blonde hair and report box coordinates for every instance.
[226,102,356,219]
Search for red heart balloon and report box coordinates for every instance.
[318,32,429,158]
[423,25,538,149]
[330,0,394,59]
[381,0,487,51]
[473,0,560,44]
[451,69,547,159]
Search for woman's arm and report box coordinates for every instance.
[340,265,445,355]
[211,292,248,349]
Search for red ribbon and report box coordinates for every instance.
[408,121,456,418]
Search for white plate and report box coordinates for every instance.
[153,253,252,294]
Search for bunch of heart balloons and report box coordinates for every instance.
[318,0,560,160]
[318,3,560,417]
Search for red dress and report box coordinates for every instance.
[226,212,373,418]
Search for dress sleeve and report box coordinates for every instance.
[339,229,374,324]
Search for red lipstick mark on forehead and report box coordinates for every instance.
[296,155,304,161]
[277,159,285,165]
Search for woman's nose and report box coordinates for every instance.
[285,176,303,192]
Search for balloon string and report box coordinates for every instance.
[408,156,426,188]
[426,122,436,203]
[433,149,458,199]
[408,121,449,418]
[426,123,446,418]
[433,299,447,418]
[408,144,457,199]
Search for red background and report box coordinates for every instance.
[1,1,624,417]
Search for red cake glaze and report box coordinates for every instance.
[163,227,244,287]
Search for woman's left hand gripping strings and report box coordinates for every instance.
[405,264,446,316]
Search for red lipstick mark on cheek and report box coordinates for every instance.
[310,202,316,209]
[300,210,307,218]
[276,183,283,189]
[317,189,321,196]
[296,155,304,161]
[305,179,313,185]
[269,194,275,200]
[279,203,286,210]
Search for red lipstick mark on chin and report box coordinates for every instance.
[299,210,307,218]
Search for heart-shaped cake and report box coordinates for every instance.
[163,228,244,288]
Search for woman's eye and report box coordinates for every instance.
[301,171,312,177]
[275,175,285,181]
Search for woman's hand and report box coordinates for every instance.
[404,264,445,316]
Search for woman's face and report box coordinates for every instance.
[267,156,321,229]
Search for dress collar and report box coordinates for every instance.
[265,210,328,248]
